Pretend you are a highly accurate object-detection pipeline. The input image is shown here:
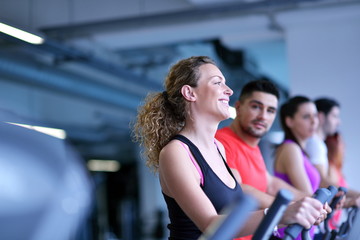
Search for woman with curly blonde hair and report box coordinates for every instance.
[133,56,326,240]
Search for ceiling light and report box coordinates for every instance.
[87,159,121,172]
[0,22,44,45]
[6,122,66,139]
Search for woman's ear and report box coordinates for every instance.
[181,85,196,102]
[285,116,293,128]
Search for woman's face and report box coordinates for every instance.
[193,64,233,121]
[323,106,341,136]
[286,102,319,141]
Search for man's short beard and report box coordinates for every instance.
[242,126,267,138]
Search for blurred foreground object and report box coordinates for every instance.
[198,194,257,240]
[0,121,93,240]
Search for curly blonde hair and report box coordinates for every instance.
[132,56,216,172]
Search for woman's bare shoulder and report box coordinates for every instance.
[277,142,302,160]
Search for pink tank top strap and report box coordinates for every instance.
[179,141,204,186]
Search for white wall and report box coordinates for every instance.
[278,4,360,190]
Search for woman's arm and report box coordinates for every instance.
[275,143,313,195]
[327,164,340,186]
[159,141,263,236]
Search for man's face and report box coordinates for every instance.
[235,91,278,138]
[323,106,341,136]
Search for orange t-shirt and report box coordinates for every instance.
[216,127,268,192]
[216,127,268,240]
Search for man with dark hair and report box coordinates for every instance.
[305,97,341,187]
[215,79,311,240]
[238,78,280,102]
[305,97,360,232]
[306,97,360,200]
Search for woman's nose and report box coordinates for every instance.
[225,85,233,96]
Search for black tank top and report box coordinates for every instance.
[163,134,243,240]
